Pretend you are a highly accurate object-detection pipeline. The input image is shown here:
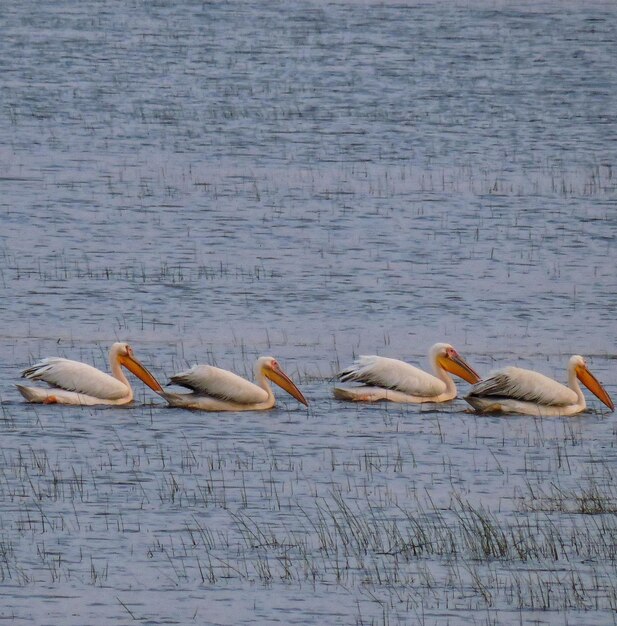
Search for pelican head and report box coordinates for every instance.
[258,356,308,406]
[112,342,164,393]
[432,343,481,384]
[571,355,614,411]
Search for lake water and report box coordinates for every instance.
[1,1,616,624]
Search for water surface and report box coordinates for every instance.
[1,1,616,624]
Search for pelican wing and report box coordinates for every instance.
[338,356,445,396]
[468,366,577,407]
[22,358,128,400]
[169,365,268,404]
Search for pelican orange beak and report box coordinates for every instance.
[577,365,614,411]
[119,353,165,394]
[265,362,309,406]
[439,351,481,384]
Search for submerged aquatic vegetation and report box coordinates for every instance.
[2,391,617,624]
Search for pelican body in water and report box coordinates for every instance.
[17,342,163,406]
[334,342,480,403]
[153,356,308,411]
[465,355,614,416]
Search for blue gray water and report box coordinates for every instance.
[1,1,616,624]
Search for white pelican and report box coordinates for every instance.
[16,342,163,406]
[333,342,480,403]
[464,355,614,416]
[153,356,308,411]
